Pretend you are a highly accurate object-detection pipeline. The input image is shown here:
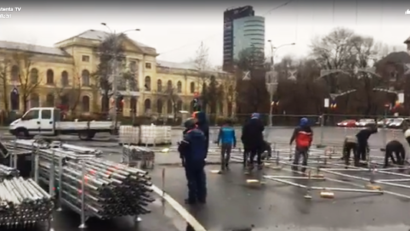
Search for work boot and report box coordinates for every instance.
[248,163,254,171]
[257,164,263,170]
[184,199,196,205]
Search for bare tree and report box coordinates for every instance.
[9,52,41,113]
[92,33,127,114]
[310,27,387,115]
[0,58,10,113]
[155,82,181,120]
[192,42,211,92]
[54,65,82,115]
[219,72,236,116]
[235,48,269,114]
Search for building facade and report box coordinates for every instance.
[0,30,234,117]
[223,5,255,72]
[232,16,265,61]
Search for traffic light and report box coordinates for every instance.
[271,101,279,106]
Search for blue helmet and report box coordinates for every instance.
[299,117,309,127]
[251,113,260,119]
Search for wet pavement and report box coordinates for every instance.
[147,160,410,231]
[52,194,186,231]
[4,127,410,231]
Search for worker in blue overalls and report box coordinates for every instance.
[178,118,207,204]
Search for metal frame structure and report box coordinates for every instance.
[229,143,410,199]
[6,138,153,229]
[0,142,53,230]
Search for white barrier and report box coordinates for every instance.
[119,125,172,146]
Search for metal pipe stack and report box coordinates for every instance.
[0,172,53,228]
[122,145,155,169]
[0,164,19,178]
[10,139,155,220]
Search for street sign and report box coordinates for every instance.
[404,63,410,75]
[324,98,329,108]
[398,92,404,103]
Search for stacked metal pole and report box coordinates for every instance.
[10,139,154,222]
[0,164,53,228]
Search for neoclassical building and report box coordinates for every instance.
[0,29,234,117]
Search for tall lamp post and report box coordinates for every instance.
[100,23,140,132]
[266,41,295,126]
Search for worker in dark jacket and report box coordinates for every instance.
[178,118,207,205]
[356,125,378,161]
[193,111,210,158]
[383,128,410,168]
[217,119,236,172]
[241,113,265,170]
[290,117,313,173]
[342,135,359,167]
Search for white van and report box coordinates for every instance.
[9,107,119,140]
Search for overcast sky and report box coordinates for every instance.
[1,0,409,67]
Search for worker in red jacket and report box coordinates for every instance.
[289,117,313,173]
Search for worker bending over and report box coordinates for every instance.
[384,129,410,168]
[342,136,358,167]
[355,125,378,161]
[290,117,313,173]
[178,118,207,205]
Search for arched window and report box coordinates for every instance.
[190,82,195,93]
[82,70,90,86]
[10,87,19,111]
[177,100,183,111]
[157,79,162,92]
[46,94,54,107]
[30,68,39,84]
[167,100,172,114]
[30,93,40,108]
[177,81,182,93]
[82,96,90,112]
[144,99,151,112]
[61,71,69,86]
[157,99,163,114]
[10,65,19,82]
[130,97,137,114]
[144,76,151,91]
[61,94,69,108]
[167,80,172,90]
[46,69,54,85]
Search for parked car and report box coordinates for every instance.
[377,118,395,127]
[387,118,410,129]
[336,119,357,127]
[356,119,376,127]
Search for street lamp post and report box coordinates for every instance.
[100,23,140,133]
[266,41,295,126]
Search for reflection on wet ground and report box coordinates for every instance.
[51,195,185,231]
[149,163,410,231]
[3,127,410,231]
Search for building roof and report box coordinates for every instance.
[57,29,157,56]
[157,60,228,74]
[404,36,410,44]
[0,41,70,57]
[157,60,197,70]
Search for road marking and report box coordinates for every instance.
[151,184,207,231]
